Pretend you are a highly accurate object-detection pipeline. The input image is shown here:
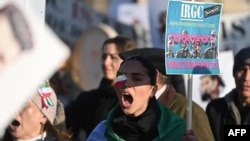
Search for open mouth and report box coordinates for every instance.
[9,119,20,131]
[11,119,20,127]
[122,92,133,108]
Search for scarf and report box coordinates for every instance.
[106,97,160,141]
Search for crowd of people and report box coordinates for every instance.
[1,35,250,141]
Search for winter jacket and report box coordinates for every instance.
[66,78,118,138]
[206,88,250,141]
[158,85,215,141]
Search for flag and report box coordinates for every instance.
[114,72,126,88]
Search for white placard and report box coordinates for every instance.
[185,50,235,110]
[24,0,46,24]
[0,0,70,136]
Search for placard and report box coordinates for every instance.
[0,0,70,136]
[165,0,223,74]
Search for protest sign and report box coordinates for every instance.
[165,0,223,75]
[23,0,46,25]
[0,0,70,136]
[165,0,223,130]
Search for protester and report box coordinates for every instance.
[1,82,71,141]
[206,47,250,141]
[119,48,214,141]
[65,36,137,140]
[87,55,186,141]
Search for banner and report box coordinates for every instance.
[165,0,223,74]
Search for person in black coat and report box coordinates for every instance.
[206,47,250,141]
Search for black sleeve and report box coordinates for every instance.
[206,99,226,141]
[65,91,95,138]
